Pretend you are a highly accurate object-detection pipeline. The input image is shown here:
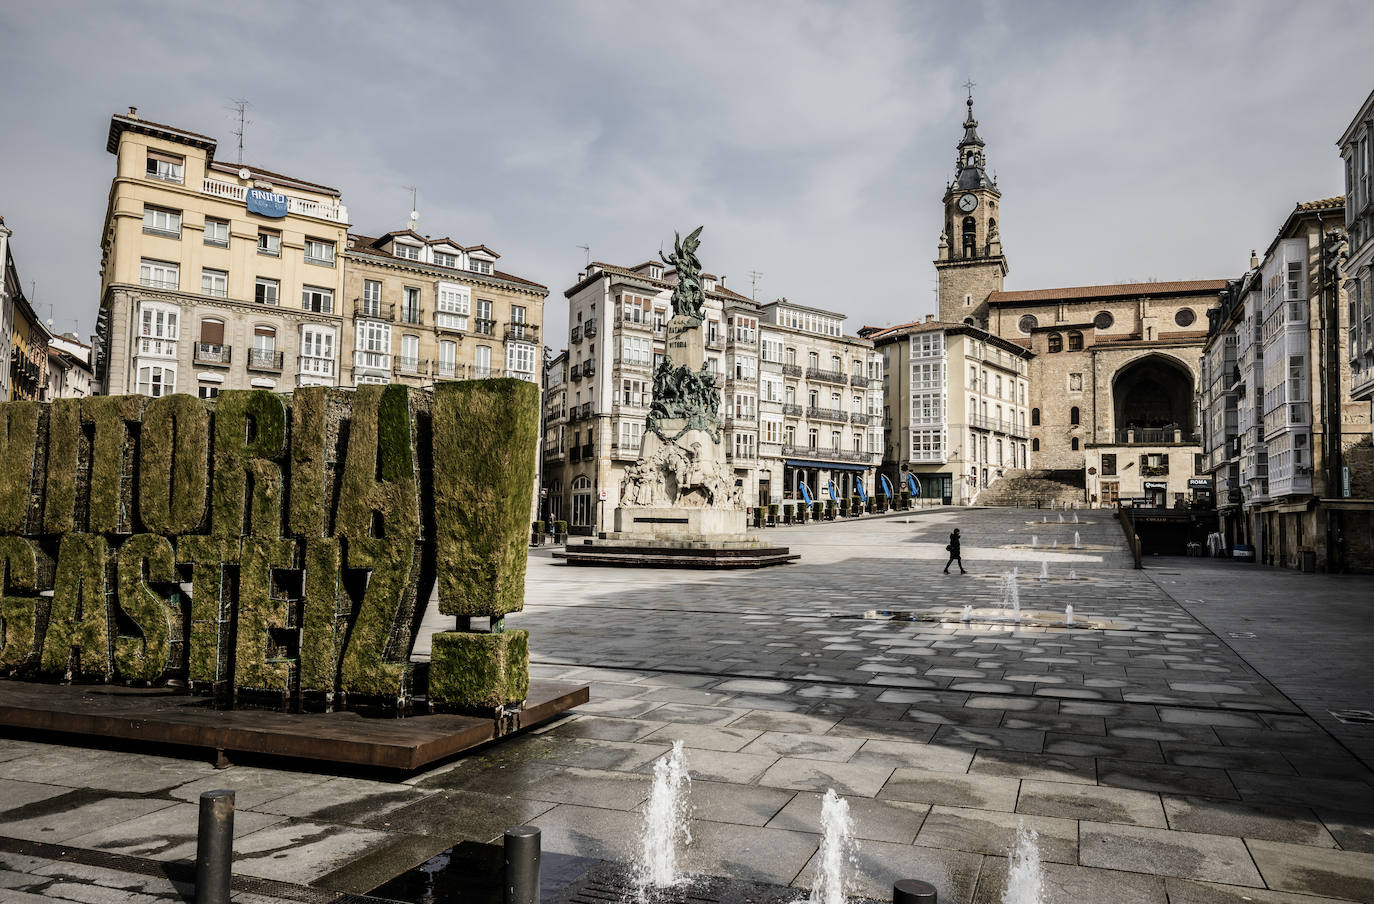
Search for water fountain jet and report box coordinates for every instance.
[808,789,857,904]
[1073,531,1081,549]
[633,740,692,896]
[1002,821,1044,904]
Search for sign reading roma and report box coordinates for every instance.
[0,380,538,713]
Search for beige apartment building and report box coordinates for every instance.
[341,231,547,387]
[97,109,349,398]
[864,317,1031,504]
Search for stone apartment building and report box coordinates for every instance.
[541,350,569,524]
[755,299,884,507]
[547,258,881,533]
[932,93,1224,507]
[3,217,49,401]
[1205,197,1373,571]
[96,109,350,398]
[341,230,546,387]
[863,316,1031,505]
[1340,89,1374,434]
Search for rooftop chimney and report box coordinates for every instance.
[925,314,935,323]
[1249,249,1259,269]
[128,106,138,118]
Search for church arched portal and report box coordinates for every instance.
[1111,355,1194,441]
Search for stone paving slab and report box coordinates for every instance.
[6,508,1374,904]
[1080,820,1264,886]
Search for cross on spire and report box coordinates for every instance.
[963,78,976,99]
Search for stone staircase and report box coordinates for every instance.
[974,469,1087,507]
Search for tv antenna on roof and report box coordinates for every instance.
[748,270,763,301]
[402,185,418,229]
[576,244,590,267]
[228,98,251,164]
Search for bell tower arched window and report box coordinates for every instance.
[1048,334,1063,353]
[1032,438,1039,452]
[1070,406,1080,426]
[1031,408,1040,426]
[961,216,977,259]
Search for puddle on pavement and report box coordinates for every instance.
[368,840,599,903]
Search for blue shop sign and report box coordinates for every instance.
[246,188,288,218]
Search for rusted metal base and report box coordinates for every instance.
[0,679,588,772]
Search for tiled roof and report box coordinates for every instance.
[861,319,965,340]
[346,233,546,292]
[107,113,216,154]
[1296,196,1344,211]
[988,279,1228,305]
[207,160,340,197]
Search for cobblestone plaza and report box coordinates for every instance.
[3,508,1374,903]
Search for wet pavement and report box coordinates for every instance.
[3,506,1374,903]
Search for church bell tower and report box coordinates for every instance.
[934,88,1008,327]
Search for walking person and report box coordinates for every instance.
[943,528,966,574]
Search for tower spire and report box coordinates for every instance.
[954,83,990,189]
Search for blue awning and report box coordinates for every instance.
[856,477,868,503]
[799,481,814,505]
[827,480,838,501]
[879,474,894,497]
[783,459,869,472]
[906,472,920,496]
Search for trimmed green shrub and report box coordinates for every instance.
[339,536,417,697]
[288,386,330,538]
[0,403,39,533]
[336,385,419,541]
[752,507,762,528]
[43,398,81,533]
[768,503,779,526]
[211,390,286,538]
[43,533,110,678]
[113,533,177,681]
[234,536,297,694]
[839,499,849,516]
[0,535,39,670]
[812,502,823,522]
[299,537,342,695]
[433,379,538,618]
[138,395,209,535]
[555,520,567,535]
[177,535,240,685]
[82,396,146,534]
[429,629,529,709]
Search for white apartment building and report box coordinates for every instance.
[1260,234,1317,500]
[547,259,883,532]
[863,317,1031,504]
[756,300,883,506]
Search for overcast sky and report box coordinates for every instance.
[2,1,1371,345]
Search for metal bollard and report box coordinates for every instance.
[504,826,541,904]
[893,878,937,904]
[195,789,235,904]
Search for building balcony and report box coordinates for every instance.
[806,367,847,384]
[781,363,803,377]
[434,313,467,334]
[247,349,284,372]
[1115,427,1196,445]
[504,369,537,382]
[780,444,881,465]
[706,335,725,350]
[782,403,803,417]
[569,445,582,463]
[850,412,872,426]
[201,178,347,223]
[806,406,847,423]
[436,361,462,380]
[298,355,335,379]
[194,342,231,366]
[850,374,872,388]
[580,443,593,460]
[354,350,391,372]
[726,414,757,428]
[570,325,582,344]
[570,362,582,381]
[582,359,596,377]
[354,301,394,321]
[506,323,537,342]
[139,277,179,291]
[475,318,497,336]
[395,356,428,377]
[585,321,599,338]
[619,315,652,332]
[399,306,423,326]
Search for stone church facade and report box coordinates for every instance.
[932,95,1224,506]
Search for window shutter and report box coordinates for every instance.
[200,319,225,345]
